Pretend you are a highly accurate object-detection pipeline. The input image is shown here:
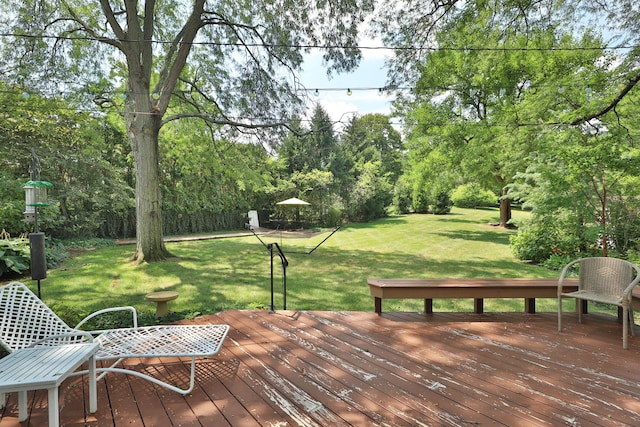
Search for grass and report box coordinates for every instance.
[5,207,576,323]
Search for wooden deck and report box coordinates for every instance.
[1,310,639,426]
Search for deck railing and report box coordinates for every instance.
[267,242,288,311]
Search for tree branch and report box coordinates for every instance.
[154,0,205,115]
[57,3,122,50]
[571,69,640,125]
[98,0,126,42]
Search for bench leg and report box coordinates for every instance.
[374,297,382,314]
[525,298,536,314]
[424,299,433,314]
[474,298,484,314]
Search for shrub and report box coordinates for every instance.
[325,205,342,227]
[0,237,74,278]
[412,186,430,213]
[451,183,497,208]
[510,213,593,264]
[431,191,453,215]
[392,177,413,214]
[0,238,31,277]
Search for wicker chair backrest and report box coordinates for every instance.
[579,257,635,297]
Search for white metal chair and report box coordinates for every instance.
[558,257,640,349]
[0,281,229,395]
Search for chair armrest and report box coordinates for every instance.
[27,331,94,348]
[622,265,640,298]
[558,258,583,293]
[74,306,138,332]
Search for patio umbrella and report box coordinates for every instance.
[276,197,309,228]
[276,197,310,206]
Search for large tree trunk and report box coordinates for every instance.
[126,92,170,263]
[499,187,512,228]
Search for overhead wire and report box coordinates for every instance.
[0,32,638,52]
[0,32,636,130]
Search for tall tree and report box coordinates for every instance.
[0,0,373,262]
[389,2,617,226]
[373,0,640,127]
[339,113,402,221]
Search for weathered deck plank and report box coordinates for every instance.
[1,310,639,426]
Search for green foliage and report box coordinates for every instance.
[325,206,343,227]
[0,174,28,235]
[45,239,69,268]
[1,0,375,261]
[347,162,393,222]
[275,110,402,225]
[391,176,413,214]
[451,183,497,208]
[0,238,30,276]
[509,211,596,263]
[0,85,135,238]
[541,254,577,272]
[0,237,71,278]
[412,185,430,213]
[432,191,453,215]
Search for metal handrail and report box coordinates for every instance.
[266,242,288,311]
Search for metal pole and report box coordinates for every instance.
[268,244,275,312]
[282,263,286,310]
[29,150,45,298]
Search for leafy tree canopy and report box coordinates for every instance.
[0,0,374,262]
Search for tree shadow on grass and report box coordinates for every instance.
[431,228,513,245]
[46,226,553,318]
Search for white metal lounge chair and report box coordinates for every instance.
[0,281,229,394]
[558,257,640,349]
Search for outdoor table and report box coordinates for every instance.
[0,342,99,427]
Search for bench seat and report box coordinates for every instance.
[368,278,580,314]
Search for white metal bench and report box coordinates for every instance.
[0,281,230,396]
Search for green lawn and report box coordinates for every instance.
[9,207,569,322]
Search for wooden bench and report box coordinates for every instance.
[368,278,580,314]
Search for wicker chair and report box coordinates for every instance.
[558,257,640,349]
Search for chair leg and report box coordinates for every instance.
[623,307,628,349]
[558,296,563,332]
[577,299,583,323]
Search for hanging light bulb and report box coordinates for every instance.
[378,88,384,96]
[346,88,353,96]
[585,86,593,99]
[314,89,319,97]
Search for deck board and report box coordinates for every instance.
[1,310,639,426]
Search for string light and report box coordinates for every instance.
[6,81,615,102]
[1,32,638,53]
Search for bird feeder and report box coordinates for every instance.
[24,180,52,223]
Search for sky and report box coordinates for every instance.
[298,46,395,129]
